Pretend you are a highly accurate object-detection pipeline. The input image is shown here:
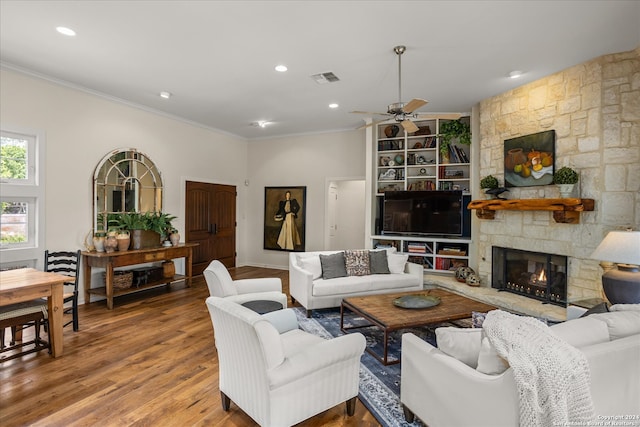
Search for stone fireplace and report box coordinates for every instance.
[491,246,568,307]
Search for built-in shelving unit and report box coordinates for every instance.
[372,116,473,275]
[467,198,595,224]
[376,118,471,195]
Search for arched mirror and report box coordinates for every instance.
[93,148,163,231]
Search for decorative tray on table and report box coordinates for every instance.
[393,294,441,309]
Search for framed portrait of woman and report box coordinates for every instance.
[263,186,306,251]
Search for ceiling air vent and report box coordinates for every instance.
[310,72,340,84]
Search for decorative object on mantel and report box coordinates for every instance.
[480,175,509,200]
[465,273,481,286]
[467,198,595,224]
[590,229,640,304]
[553,166,579,198]
[504,130,555,188]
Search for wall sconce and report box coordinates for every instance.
[590,229,640,304]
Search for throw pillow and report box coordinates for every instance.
[609,303,640,312]
[550,316,610,348]
[319,252,347,280]
[476,336,510,375]
[472,311,487,328]
[435,327,482,369]
[369,250,390,274]
[387,253,409,274]
[299,255,322,280]
[590,310,640,340]
[344,250,370,276]
[579,301,609,317]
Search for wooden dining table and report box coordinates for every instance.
[0,268,69,357]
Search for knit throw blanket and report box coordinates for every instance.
[483,310,596,427]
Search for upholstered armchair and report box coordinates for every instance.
[203,260,288,308]
[205,296,366,426]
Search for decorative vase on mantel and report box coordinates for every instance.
[557,184,576,198]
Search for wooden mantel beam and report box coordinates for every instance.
[467,198,595,224]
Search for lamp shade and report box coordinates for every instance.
[590,231,640,266]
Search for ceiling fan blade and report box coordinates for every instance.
[403,98,428,114]
[351,110,391,116]
[356,118,388,130]
[401,119,419,133]
[415,113,462,120]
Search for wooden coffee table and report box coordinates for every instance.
[340,289,495,365]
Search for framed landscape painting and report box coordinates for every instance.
[263,186,306,252]
[504,130,555,188]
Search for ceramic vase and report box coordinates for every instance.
[117,230,130,251]
[93,233,105,252]
[557,184,575,198]
[170,231,180,246]
[105,235,118,253]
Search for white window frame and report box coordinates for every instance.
[0,126,45,269]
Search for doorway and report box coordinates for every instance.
[185,181,236,275]
[326,179,366,250]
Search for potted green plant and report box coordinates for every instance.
[480,175,503,199]
[553,166,579,198]
[115,211,176,249]
[438,119,471,161]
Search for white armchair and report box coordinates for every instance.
[205,296,366,426]
[203,260,288,308]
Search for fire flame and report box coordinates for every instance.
[538,269,546,282]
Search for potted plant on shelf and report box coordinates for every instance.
[438,119,471,162]
[553,166,579,198]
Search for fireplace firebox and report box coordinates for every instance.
[492,246,568,307]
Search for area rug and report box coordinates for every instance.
[293,307,471,427]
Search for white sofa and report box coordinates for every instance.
[289,249,423,317]
[400,309,640,427]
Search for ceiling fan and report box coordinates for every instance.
[352,45,460,133]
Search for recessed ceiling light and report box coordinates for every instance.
[56,26,76,36]
[159,91,172,99]
[275,65,288,72]
[329,103,339,109]
[252,121,270,128]
[509,70,524,79]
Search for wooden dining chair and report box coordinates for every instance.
[44,250,81,331]
[0,300,50,361]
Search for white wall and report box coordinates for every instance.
[0,69,250,300]
[331,180,366,250]
[246,130,366,268]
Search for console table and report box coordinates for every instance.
[82,243,198,309]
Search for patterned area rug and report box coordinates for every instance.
[293,307,471,427]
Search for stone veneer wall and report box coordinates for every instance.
[476,47,640,301]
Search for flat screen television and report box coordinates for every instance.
[381,190,470,237]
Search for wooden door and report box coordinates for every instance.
[185,181,236,275]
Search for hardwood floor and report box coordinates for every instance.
[0,266,381,427]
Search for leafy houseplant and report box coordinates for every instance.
[553,166,579,198]
[553,167,579,184]
[438,119,472,158]
[480,175,499,190]
[116,211,177,249]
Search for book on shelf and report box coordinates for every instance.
[438,248,467,256]
[454,145,469,163]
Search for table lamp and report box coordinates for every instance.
[590,230,640,304]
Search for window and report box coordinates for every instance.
[0,128,45,268]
